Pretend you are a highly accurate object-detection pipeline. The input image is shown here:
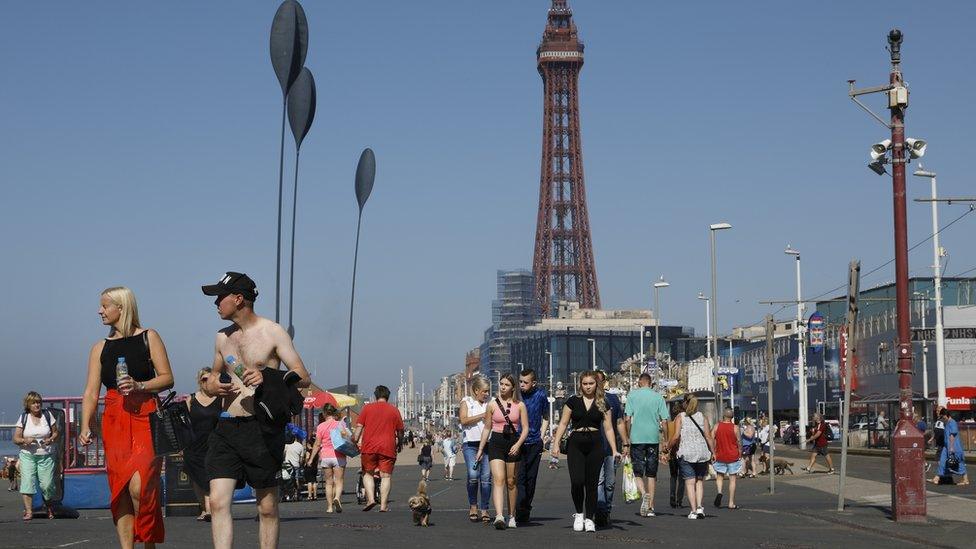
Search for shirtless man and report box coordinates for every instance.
[201,272,310,549]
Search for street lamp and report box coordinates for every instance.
[518,362,525,373]
[913,165,947,407]
[785,244,808,449]
[653,276,670,366]
[587,338,596,370]
[913,291,930,402]
[710,222,732,419]
[545,350,555,442]
[697,292,711,359]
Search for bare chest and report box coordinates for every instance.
[218,328,280,370]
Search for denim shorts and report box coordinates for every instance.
[630,443,659,478]
[713,460,742,475]
[678,458,709,480]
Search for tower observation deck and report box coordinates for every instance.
[532,0,600,317]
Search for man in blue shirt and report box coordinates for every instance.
[595,370,629,527]
[515,369,549,523]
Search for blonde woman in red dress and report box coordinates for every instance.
[79,287,174,548]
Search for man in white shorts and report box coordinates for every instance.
[441,432,457,480]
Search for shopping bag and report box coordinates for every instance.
[622,458,641,503]
[330,425,360,457]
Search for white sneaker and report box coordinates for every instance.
[687,511,699,519]
[508,515,517,528]
[639,494,650,516]
[584,518,596,532]
[572,513,584,532]
[646,508,656,517]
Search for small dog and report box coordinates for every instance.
[407,480,432,526]
[760,454,795,475]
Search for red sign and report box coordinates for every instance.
[839,327,859,392]
[946,386,976,411]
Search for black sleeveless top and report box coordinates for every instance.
[566,395,606,430]
[188,393,221,447]
[99,331,155,389]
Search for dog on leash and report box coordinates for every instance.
[408,480,432,526]
[760,454,795,475]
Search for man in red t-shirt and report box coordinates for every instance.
[353,385,404,511]
[802,413,834,474]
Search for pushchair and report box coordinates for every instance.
[280,462,301,502]
[356,469,381,505]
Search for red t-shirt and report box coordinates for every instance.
[814,422,829,448]
[356,401,404,458]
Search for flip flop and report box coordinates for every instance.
[481,514,491,524]
[469,513,480,522]
[727,505,740,510]
[713,493,723,508]
[362,502,377,512]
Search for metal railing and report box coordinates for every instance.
[42,396,106,474]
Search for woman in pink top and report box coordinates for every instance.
[307,405,350,513]
[475,373,529,530]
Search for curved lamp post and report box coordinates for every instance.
[270,0,308,323]
[285,67,316,339]
[346,148,376,398]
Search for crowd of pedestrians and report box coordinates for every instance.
[7,272,973,548]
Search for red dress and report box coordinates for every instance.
[102,389,164,543]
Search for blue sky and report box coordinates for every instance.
[2,1,976,420]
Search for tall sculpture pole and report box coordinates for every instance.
[269,0,308,323]
[285,67,316,339]
[347,149,376,397]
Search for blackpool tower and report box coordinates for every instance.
[532,0,600,317]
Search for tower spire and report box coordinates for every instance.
[532,0,600,317]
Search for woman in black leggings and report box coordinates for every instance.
[551,371,620,533]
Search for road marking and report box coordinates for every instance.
[429,485,453,498]
[55,541,90,547]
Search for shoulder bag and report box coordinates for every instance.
[140,331,195,456]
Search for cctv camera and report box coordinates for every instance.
[868,159,887,176]
[906,137,927,159]
[870,139,892,161]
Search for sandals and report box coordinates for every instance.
[47,506,55,520]
[22,511,32,522]
[334,499,343,513]
[727,504,740,510]
[469,512,480,522]
[481,514,492,524]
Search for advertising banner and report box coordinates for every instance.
[808,312,825,352]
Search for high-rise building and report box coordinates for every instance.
[532,0,600,316]
[484,270,540,377]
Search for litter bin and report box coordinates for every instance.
[164,453,199,517]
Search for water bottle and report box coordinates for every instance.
[116,357,130,395]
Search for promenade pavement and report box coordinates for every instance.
[1,446,972,548]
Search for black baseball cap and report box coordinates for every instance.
[202,272,258,301]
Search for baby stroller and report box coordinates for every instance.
[356,469,381,505]
[280,462,301,502]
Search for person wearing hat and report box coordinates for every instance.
[200,271,310,549]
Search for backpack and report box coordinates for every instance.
[824,425,835,441]
[18,409,55,431]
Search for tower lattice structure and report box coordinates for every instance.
[532,0,600,317]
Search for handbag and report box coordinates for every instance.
[150,391,195,456]
[135,331,194,456]
[946,451,961,471]
[330,425,360,457]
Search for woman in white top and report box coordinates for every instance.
[12,391,59,521]
[458,376,492,523]
[667,394,714,520]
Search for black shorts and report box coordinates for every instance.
[630,443,659,478]
[206,417,280,489]
[811,445,829,457]
[487,432,520,463]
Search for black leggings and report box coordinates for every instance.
[566,431,603,519]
